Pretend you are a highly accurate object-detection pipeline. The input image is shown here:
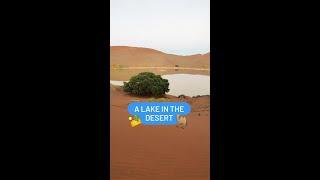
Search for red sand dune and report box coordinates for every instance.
[110,46,210,68]
[110,86,210,180]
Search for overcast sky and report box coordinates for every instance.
[110,0,210,55]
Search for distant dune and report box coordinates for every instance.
[110,46,210,68]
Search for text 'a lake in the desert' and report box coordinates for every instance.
[110,74,210,97]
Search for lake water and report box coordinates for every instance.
[110,74,210,97]
[110,68,210,81]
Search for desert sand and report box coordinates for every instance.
[110,85,210,180]
[110,46,210,80]
[111,46,210,67]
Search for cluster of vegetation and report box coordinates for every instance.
[123,72,169,97]
[146,97,169,102]
[111,64,125,70]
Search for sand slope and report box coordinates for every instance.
[110,46,210,68]
[110,85,210,180]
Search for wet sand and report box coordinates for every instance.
[110,85,210,180]
[111,66,210,70]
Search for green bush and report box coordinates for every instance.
[123,72,169,97]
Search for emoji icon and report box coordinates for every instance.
[176,115,187,129]
[128,114,142,127]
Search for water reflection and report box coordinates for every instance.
[162,74,210,97]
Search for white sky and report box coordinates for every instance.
[110,0,210,55]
